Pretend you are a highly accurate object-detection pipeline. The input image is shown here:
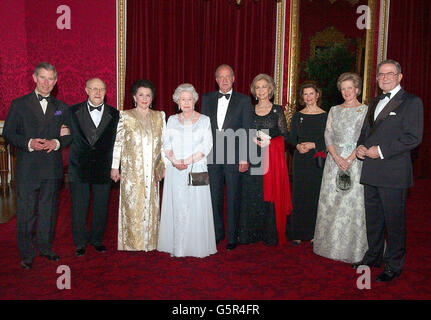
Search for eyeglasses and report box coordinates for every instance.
[87,87,106,93]
[377,72,399,80]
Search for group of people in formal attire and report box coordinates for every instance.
[3,59,423,283]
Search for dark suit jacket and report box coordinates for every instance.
[3,92,71,183]
[67,101,119,184]
[201,91,253,165]
[357,88,423,189]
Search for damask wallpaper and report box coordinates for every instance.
[0,0,117,120]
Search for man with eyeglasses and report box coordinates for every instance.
[67,78,119,257]
[3,62,71,269]
[353,59,424,282]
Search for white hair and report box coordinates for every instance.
[172,83,199,103]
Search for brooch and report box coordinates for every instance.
[300,117,303,123]
[54,110,62,116]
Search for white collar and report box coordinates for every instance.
[385,85,402,98]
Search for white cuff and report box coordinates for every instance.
[377,146,384,159]
[28,139,34,152]
[54,139,60,151]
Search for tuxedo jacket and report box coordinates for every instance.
[357,88,423,189]
[68,101,119,184]
[201,91,253,165]
[3,92,71,183]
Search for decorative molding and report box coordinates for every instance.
[285,0,300,128]
[309,26,348,57]
[116,0,126,110]
[362,0,377,105]
[274,0,286,106]
[356,37,366,75]
[377,0,390,65]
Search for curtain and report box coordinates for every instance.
[387,0,431,178]
[125,0,277,115]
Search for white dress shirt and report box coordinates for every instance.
[28,90,60,152]
[374,85,402,159]
[217,89,232,130]
[88,101,104,128]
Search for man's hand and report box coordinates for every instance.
[30,138,46,151]
[366,146,380,159]
[239,161,249,173]
[356,145,368,159]
[42,139,58,153]
[111,169,120,182]
[60,125,70,136]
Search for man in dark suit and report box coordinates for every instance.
[68,78,119,257]
[354,59,423,282]
[201,64,253,250]
[3,62,71,269]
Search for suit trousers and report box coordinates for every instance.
[16,178,61,262]
[208,164,241,244]
[362,184,407,273]
[70,182,111,248]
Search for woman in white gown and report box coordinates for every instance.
[157,83,217,258]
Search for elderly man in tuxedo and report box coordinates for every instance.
[68,78,119,257]
[353,59,423,282]
[201,64,253,250]
[3,62,71,269]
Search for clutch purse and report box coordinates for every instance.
[313,150,327,168]
[188,171,210,186]
[336,169,352,191]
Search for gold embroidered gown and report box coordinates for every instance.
[112,109,165,251]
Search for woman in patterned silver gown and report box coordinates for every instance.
[313,72,368,263]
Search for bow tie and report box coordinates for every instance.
[89,104,103,112]
[379,92,391,100]
[217,92,231,100]
[37,94,51,102]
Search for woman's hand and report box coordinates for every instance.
[173,159,188,171]
[333,155,350,172]
[296,143,310,154]
[111,169,120,182]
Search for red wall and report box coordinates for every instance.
[0,0,117,120]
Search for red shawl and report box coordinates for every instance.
[263,136,292,245]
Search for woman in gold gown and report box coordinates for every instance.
[111,79,165,251]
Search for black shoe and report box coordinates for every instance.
[21,260,32,269]
[376,270,400,282]
[40,253,60,261]
[292,240,302,246]
[226,243,237,250]
[75,247,86,257]
[93,244,106,253]
[351,261,381,269]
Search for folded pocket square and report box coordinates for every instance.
[389,112,396,116]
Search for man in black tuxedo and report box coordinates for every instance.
[201,64,253,250]
[354,59,423,282]
[3,62,71,269]
[68,78,119,257]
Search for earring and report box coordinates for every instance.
[255,96,258,101]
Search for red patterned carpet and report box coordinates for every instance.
[0,179,430,300]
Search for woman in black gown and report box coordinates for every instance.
[238,74,291,246]
[288,83,327,246]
